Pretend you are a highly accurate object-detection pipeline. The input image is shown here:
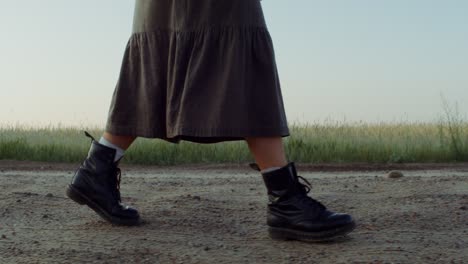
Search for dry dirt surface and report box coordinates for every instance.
[0,161,467,264]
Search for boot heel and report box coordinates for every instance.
[268,227,290,241]
[66,185,87,205]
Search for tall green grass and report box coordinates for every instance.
[1,116,467,165]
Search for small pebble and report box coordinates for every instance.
[387,171,404,178]
[45,193,54,198]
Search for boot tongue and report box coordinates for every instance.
[107,167,122,202]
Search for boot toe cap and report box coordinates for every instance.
[112,205,140,220]
[328,212,355,228]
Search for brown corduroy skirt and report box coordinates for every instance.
[105,0,290,144]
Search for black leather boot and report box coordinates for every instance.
[66,131,141,226]
[250,162,356,241]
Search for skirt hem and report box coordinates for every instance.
[105,123,290,144]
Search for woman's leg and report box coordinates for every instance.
[102,132,136,150]
[245,137,288,170]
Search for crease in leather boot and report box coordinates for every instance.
[66,131,141,226]
[249,162,356,242]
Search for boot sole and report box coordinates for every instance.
[268,221,356,242]
[66,184,141,226]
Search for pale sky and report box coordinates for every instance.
[1,0,467,127]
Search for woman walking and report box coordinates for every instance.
[66,0,355,242]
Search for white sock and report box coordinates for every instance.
[261,167,281,174]
[99,137,125,162]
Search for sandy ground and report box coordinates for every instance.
[0,161,467,264]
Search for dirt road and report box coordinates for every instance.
[0,161,467,263]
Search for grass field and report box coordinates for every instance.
[1,117,467,165]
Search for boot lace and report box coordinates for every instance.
[110,167,122,203]
[296,175,326,210]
